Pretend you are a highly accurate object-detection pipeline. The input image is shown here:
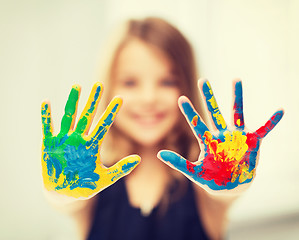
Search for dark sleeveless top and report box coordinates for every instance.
[87,178,210,240]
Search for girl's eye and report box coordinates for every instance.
[122,78,137,87]
[160,77,178,87]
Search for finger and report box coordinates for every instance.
[158,150,198,178]
[199,79,227,131]
[107,155,141,183]
[233,80,245,129]
[41,101,53,138]
[60,85,81,135]
[179,96,209,139]
[75,82,103,135]
[87,97,122,145]
[254,109,284,139]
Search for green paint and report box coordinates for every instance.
[42,85,105,191]
[65,132,87,148]
[60,87,80,135]
[76,116,88,134]
[41,84,136,194]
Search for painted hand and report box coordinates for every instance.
[41,83,140,199]
[158,79,283,194]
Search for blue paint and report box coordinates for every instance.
[163,82,284,191]
[202,81,227,131]
[43,133,101,190]
[76,85,102,134]
[89,104,119,143]
[181,101,209,138]
[89,85,101,113]
[41,104,52,137]
[122,160,140,173]
[234,81,244,129]
[43,102,120,190]
[111,104,119,113]
[63,143,99,190]
[110,159,140,182]
[160,140,256,191]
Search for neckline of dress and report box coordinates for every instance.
[121,177,159,217]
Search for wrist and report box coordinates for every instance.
[43,188,90,214]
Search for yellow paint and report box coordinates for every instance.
[41,102,53,134]
[212,111,226,129]
[208,95,217,109]
[238,163,254,183]
[204,131,254,183]
[207,92,227,129]
[42,149,141,198]
[77,82,102,134]
[86,97,122,143]
[191,115,198,126]
[206,81,213,94]
[236,119,241,127]
[41,83,140,199]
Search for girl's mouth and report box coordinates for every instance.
[132,112,166,127]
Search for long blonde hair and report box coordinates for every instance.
[97,17,204,167]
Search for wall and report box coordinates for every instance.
[0,0,298,239]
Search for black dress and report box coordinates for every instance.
[87,178,210,240]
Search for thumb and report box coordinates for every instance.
[158,150,189,173]
[107,155,141,182]
[158,150,200,180]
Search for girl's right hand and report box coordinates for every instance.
[41,82,140,200]
[158,79,283,196]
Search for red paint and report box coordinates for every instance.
[191,115,198,126]
[246,133,258,148]
[186,161,196,173]
[233,102,244,127]
[200,132,237,186]
[218,150,228,161]
[200,153,236,186]
[234,112,244,127]
[255,117,277,138]
[255,126,268,138]
[198,131,257,186]
[242,152,251,166]
[210,141,218,154]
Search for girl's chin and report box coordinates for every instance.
[132,138,165,148]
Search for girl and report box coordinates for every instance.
[41,17,283,240]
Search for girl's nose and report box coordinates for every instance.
[139,84,157,104]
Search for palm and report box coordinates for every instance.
[41,83,140,199]
[159,80,283,194]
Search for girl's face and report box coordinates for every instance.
[111,39,181,147]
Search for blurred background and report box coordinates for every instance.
[0,0,298,239]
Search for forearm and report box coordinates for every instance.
[43,188,92,215]
[44,188,96,239]
[194,185,237,240]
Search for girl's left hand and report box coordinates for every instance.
[41,83,140,200]
[158,79,284,195]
